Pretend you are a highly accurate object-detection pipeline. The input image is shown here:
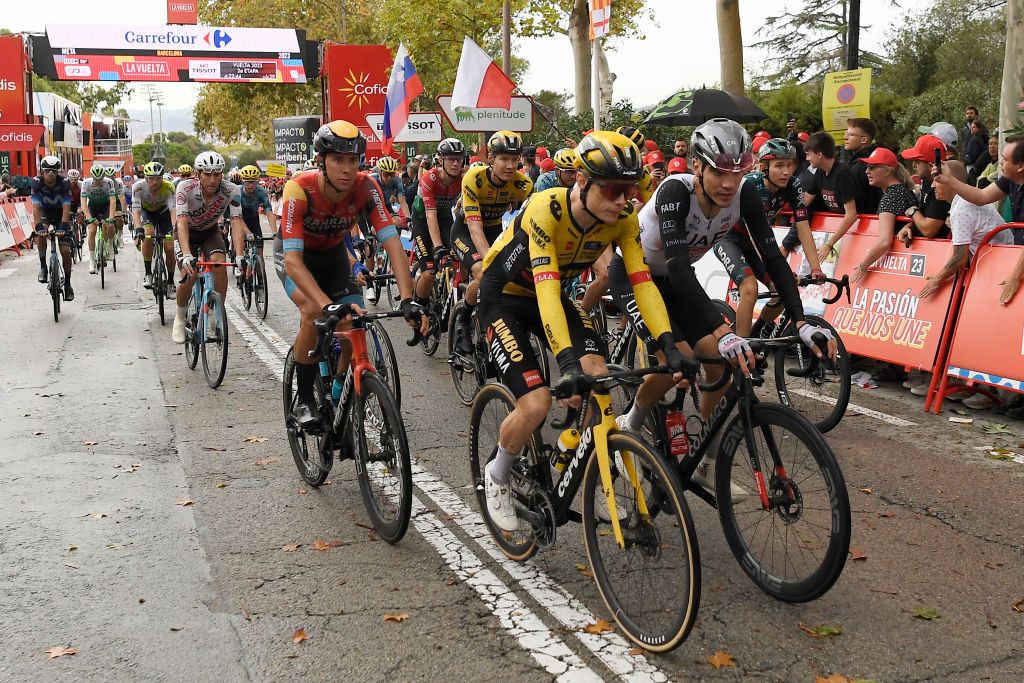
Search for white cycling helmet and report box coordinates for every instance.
[194,151,226,174]
[302,159,317,171]
[67,169,80,180]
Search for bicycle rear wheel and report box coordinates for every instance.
[242,259,253,310]
[713,298,736,328]
[774,315,851,433]
[282,348,331,486]
[184,292,200,369]
[420,304,442,356]
[352,372,412,544]
[366,320,401,408]
[253,255,269,319]
[468,383,541,561]
[50,266,61,323]
[201,291,229,388]
[448,300,484,406]
[98,238,106,289]
[716,402,850,602]
[582,432,700,653]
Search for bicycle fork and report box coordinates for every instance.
[591,391,651,549]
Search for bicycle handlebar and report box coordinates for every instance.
[308,303,421,357]
[797,273,851,305]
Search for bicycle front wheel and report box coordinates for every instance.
[352,372,412,544]
[448,300,483,406]
[366,320,401,408]
[51,277,60,323]
[716,402,851,602]
[583,431,700,653]
[282,348,331,487]
[200,291,229,388]
[184,292,200,370]
[253,255,269,319]
[153,259,166,326]
[774,315,851,433]
[98,239,106,289]
[242,259,253,310]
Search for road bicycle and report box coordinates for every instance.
[93,218,116,289]
[68,215,84,264]
[182,260,236,389]
[418,253,460,357]
[714,274,852,433]
[43,226,66,323]
[283,304,414,544]
[621,337,851,603]
[147,230,174,326]
[469,365,700,652]
[238,235,271,320]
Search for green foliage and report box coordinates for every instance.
[890,80,1000,149]
[132,132,206,169]
[747,81,825,137]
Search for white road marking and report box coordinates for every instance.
[226,295,676,682]
[789,388,917,427]
[224,298,603,682]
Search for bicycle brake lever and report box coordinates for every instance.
[406,327,424,347]
[550,406,578,430]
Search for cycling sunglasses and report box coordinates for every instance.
[708,151,755,173]
[592,180,638,201]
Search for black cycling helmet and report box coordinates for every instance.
[691,118,754,173]
[615,126,646,150]
[758,138,797,163]
[313,120,366,157]
[575,131,643,181]
[487,130,523,156]
[437,137,465,157]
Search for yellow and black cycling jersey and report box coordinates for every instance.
[480,187,671,358]
[637,168,655,204]
[458,164,532,229]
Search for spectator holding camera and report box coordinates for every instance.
[850,147,917,283]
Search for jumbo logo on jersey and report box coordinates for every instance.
[203,30,232,48]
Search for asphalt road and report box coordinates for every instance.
[1,236,1022,682]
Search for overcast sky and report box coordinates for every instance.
[5,0,902,130]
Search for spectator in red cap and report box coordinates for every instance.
[644,138,659,153]
[797,131,810,142]
[850,147,917,283]
[535,146,549,161]
[645,149,666,187]
[469,155,481,165]
[898,134,951,239]
[667,156,687,175]
[538,157,556,173]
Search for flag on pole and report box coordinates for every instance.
[590,0,612,39]
[382,43,423,155]
[451,37,517,111]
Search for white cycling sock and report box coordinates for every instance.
[624,402,648,431]
[491,443,520,485]
[176,305,186,319]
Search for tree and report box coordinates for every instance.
[750,0,883,86]
[999,0,1023,138]
[717,0,744,96]
[133,132,206,169]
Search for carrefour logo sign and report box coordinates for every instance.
[204,30,232,48]
[122,29,232,48]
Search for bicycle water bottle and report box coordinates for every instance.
[331,377,343,404]
[552,428,581,472]
[665,410,689,458]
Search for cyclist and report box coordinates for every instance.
[235,165,277,284]
[67,169,84,239]
[371,156,410,225]
[122,174,134,213]
[450,130,533,353]
[31,155,74,300]
[174,164,193,189]
[410,138,466,309]
[171,151,246,344]
[131,161,177,292]
[101,166,128,239]
[276,120,427,428]
[713,137,822,337]
[532,147,579,193]
[82,165,119,275]
[607,119,835,491]
[477,130,687,531]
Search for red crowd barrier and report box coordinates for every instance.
[926,224,1024,413]
[0,196,32,256]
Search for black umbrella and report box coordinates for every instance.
[643,87,767,126]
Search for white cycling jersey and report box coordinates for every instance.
[174,178,241,231]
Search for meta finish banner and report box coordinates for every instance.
[42,24,308,83]
[167,0,198,25]
[273,116,319,167]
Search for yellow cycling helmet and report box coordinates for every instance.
[240,165,261,180]
[576,131,643,181]
[143,161,165,177]
[615,126,646,150]
[487,130,523,156]
[178,164,193,176]
[552,148,579,171]
[376,156,400,173]
[313,119,366,156]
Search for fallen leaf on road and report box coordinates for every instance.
[582,619,614,635]
[1012,598,1024,613]
[84,441,98,446]
[89,512,107,519]
[241,607,251,621]
[255,457,280,466]
[815,675,851,683]
[282,543,301,552]
[282,653,299,659]
[45,646,77,660]
[574,563,593,577]
[243,436,269,444]
[291,627,308,644]
[66,545,78,552]
[175,498,194,506]
[34,431,43,436]
[105,543,121,550]
[706,650,736,669]
[383,613,409,623]
[311,539,347,551]
[367,532,378,542]
[296,489,308,496]
[981,422,1014,436]
[912,605,942,621]
[878,511,896,518]
[202,446,227,452]
[627,647,644,656]
[858,487,873,494]
[138,597,145,604]
[215,482,228,489]
[170,625,184,632]
[64,563,78,569]
[355,522,374,530]
[799,623,843,639]
[849,547,868,562]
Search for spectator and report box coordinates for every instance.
[898,134,950,238]
[785,117,799,142]
[645,150,666,188]
[934,134,1024,243]
[918,161,1011,299]
[850,147,917,283]
[962,106,979,148]
[672,137,689,159]
[918,121,960,155]
[521,146,540,182]
[752,130,772,155]
[963,119,989,167]
[667,156,687,175]
[535,146,550,163]
[538,157,555,173]
[803,132,860,263]
[844,117,883,213]
[0,173,16,198]
[974,134,1000,188]
[533,148,578,193]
